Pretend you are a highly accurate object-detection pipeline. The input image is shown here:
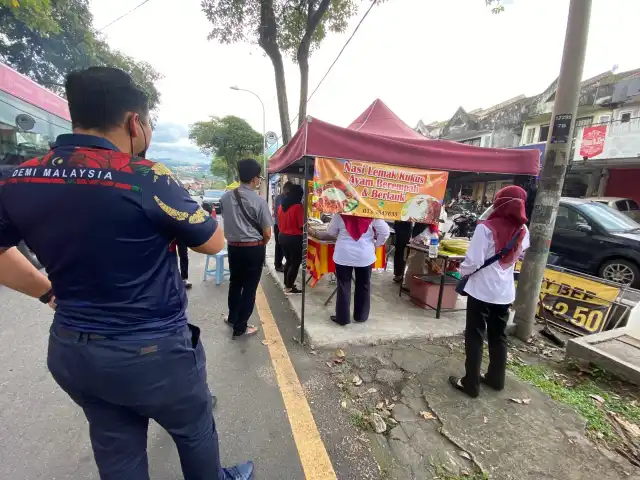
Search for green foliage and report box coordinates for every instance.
[0,0,162,111]
[485,0,504,14]
[201,0,358,63]
[189,115,263,183]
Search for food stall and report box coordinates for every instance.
[269,99,539,342]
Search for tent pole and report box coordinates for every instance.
[300,156,310,344]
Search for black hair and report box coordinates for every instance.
[238,158,262,183]
[282,181,293,193]
[65,67,149,131]
[282,184,304,212]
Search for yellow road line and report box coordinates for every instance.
[255,284,337,480]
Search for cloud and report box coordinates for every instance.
[147,121,209,164]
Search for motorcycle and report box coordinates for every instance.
[448,210,478,238]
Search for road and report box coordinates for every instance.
[0,252,380,480]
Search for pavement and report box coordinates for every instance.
[265,240,466,348]
[0,252,381,480]
[322,341,640,480]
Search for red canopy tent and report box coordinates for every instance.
[268,99,539,175]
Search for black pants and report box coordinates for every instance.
[274,225,284,268]
[462,295,510,396]
[227,245,265,335]
[393,221,412,277]
[335,263,372,325]
[279,233,303,288]
[177,241,189,280]
[48,323,223,479]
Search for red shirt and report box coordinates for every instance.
[278,204,304,235]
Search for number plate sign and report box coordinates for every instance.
[551,113,572,144]
[516,263,621,336]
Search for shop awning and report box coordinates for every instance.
[268,99,539,176]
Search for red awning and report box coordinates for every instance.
[268,99,539,176]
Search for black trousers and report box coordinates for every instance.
[274,225,284,268]
[227,245,265,335]
[177,241,189,280]
[393,221,412,277]
[462,295,510,396]
[335,263,372,325]
[279,233,303,288]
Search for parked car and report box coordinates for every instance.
[588,197,640,223]
[202,189,225,214]
[480,197,640,288]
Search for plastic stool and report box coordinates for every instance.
[204,250,229,285]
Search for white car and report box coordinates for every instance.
[589,197,640,223]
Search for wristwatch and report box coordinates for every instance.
[39,289,54,305]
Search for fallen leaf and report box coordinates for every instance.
[335,348,346,359]
[340,400,347,409]
[366,388,378,394]
[376,402,385,410]
[388,418,398,425]
[522,399,531,405]
[370,413,387,433]
[589,394,605,404]
[261,340,270,346]
[419,411,435,420]
[483,416,488,424]
[510,398,523,404]
[614,416,640,438]
[387,403,396,410]
[309,350,318,355]
[352,375,363,386]
[325,362,333,368]
[459,451,472,460]
[392,396,398,401]
[333,358,345,365]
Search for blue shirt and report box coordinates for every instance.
[0,134,217,338]
[273,193,284,226]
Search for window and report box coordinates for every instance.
[629,200,639,211]
[539,124,550,142]
[482,136,491,147]
[525,127,535,144]
[621,112,632,123]
[576,116,593,128]
[555,206,589,231]
[460,137,481,146]
[577,202,639,233]
[615,200,629,212]
[598,115,611,124]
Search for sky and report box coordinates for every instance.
[89,0,640,164]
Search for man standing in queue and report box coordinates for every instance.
[220,159,272,338]
[0,67,253,480]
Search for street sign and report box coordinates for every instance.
[265,131,278,146]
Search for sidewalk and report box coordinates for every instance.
[266,240,466,348]
[319,340,640,479]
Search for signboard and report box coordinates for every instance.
[551,113,572,144]
[312,157,448,221]
[516,263,620,335]
[265,131,278,146]
[579,125,607,158]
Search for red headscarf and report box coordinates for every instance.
[341,215,373,241]
[480,185,528,268]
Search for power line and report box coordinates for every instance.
[95,0,155,34]
[278,0,378,142]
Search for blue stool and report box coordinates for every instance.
[204,250,229,285]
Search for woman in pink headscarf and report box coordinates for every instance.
[449,185,530,398]
[327,214,390,326]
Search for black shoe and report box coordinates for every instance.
[330,315,350,326]
[275,266,284,272]
[285,286,302,296]
[212,395,218,409]
[448,376,479,398]
[183,279,192,289]
[480,373,503,391]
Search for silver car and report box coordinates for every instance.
[202,189,225,214]
[589,197,640,223]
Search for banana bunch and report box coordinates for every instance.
[440,239,469,256]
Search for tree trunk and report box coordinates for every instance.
[259,0,292,144]
[296,0,331,129]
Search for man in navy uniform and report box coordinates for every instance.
[0,67,253,480]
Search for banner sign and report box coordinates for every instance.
[580,125,607,158]
[312,157,448,222]
[516,262,620,335]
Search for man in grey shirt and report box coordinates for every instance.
[220,158,272,338]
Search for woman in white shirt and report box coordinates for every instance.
[327,215,390,326]
[449,185,530,398]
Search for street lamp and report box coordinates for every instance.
[230,86,267,202]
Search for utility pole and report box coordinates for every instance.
[514,0,592,340]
